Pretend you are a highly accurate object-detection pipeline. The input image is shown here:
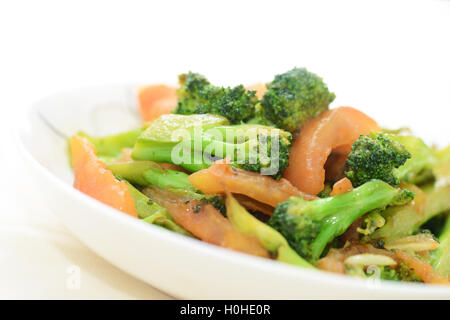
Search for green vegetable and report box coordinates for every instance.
[431,214,450,278]
[107,160,226,214]
[358,211,386,236]
[370,146,450,242]
[109,160,195,191]
[390,135,437,185]
[370,185,450,243]
[378,263,422,282]
[131,114,292,179]
[317,183,332,198]
[433,145,450,181]
[174,72,259,124]
[345,132,411,187]
[346,132,437,188]
[381,127,412,135]
[174,68,335,135]
[77,128,143,160]
[268,180,415,262]
[260,67,335,135]
[225,192,314,269]
[131,113,228,171]
[125,181,193,237]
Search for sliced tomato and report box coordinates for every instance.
[143,187,269,258]
[284,107,380,195]
[70,136,138,217]
[188,160,317,210]
[395,250,449,285]
[138,85,177,122]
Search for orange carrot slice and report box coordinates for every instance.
[143,187,269,257]
[330,177,353,196]
[188,160,317,210]
[138,85,177,122]
[395,250,449,285]
[284,107,380,195]
[70,136,138,217]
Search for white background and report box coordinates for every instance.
[0,0,449,299]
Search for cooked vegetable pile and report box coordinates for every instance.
[70,67,450,285]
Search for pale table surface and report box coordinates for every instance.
[0,126,173,299]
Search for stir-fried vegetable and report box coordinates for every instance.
[67,67,450,285]
[132,113,292,179]
[138,85,177,122]
[143,187,269,257]
[225,191,314,268]
[188,159,317,208]
[431,215,450,278]
[70,136,138,217]
[283,106,381,195]
[260,67,335,135]
[345,132,411,187]
[269,180,414,262]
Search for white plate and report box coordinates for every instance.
[18,85,450,299]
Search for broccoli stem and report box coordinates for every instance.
[307,181,413,258]
[107,161,196,191]
[432,215,450,278]
[108,160,226,214]
[77,128,143,158]
[131,114,291,178]
[270,179,415,262]
[131,140,209,172]
[131,136,244,172]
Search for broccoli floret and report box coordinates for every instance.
[215,124,292,179]
[107,160,227,215]
[358,210,386,237]
[347,259,422,282]
[174,72,259,124]
[345,132,411,187]
[260,67,335,135]
[317,183,332,198]
[131,114,292,179]
[378,263,423,282]
[176,72,211,107]
[268,180,415,262]
[174,68,335,133]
